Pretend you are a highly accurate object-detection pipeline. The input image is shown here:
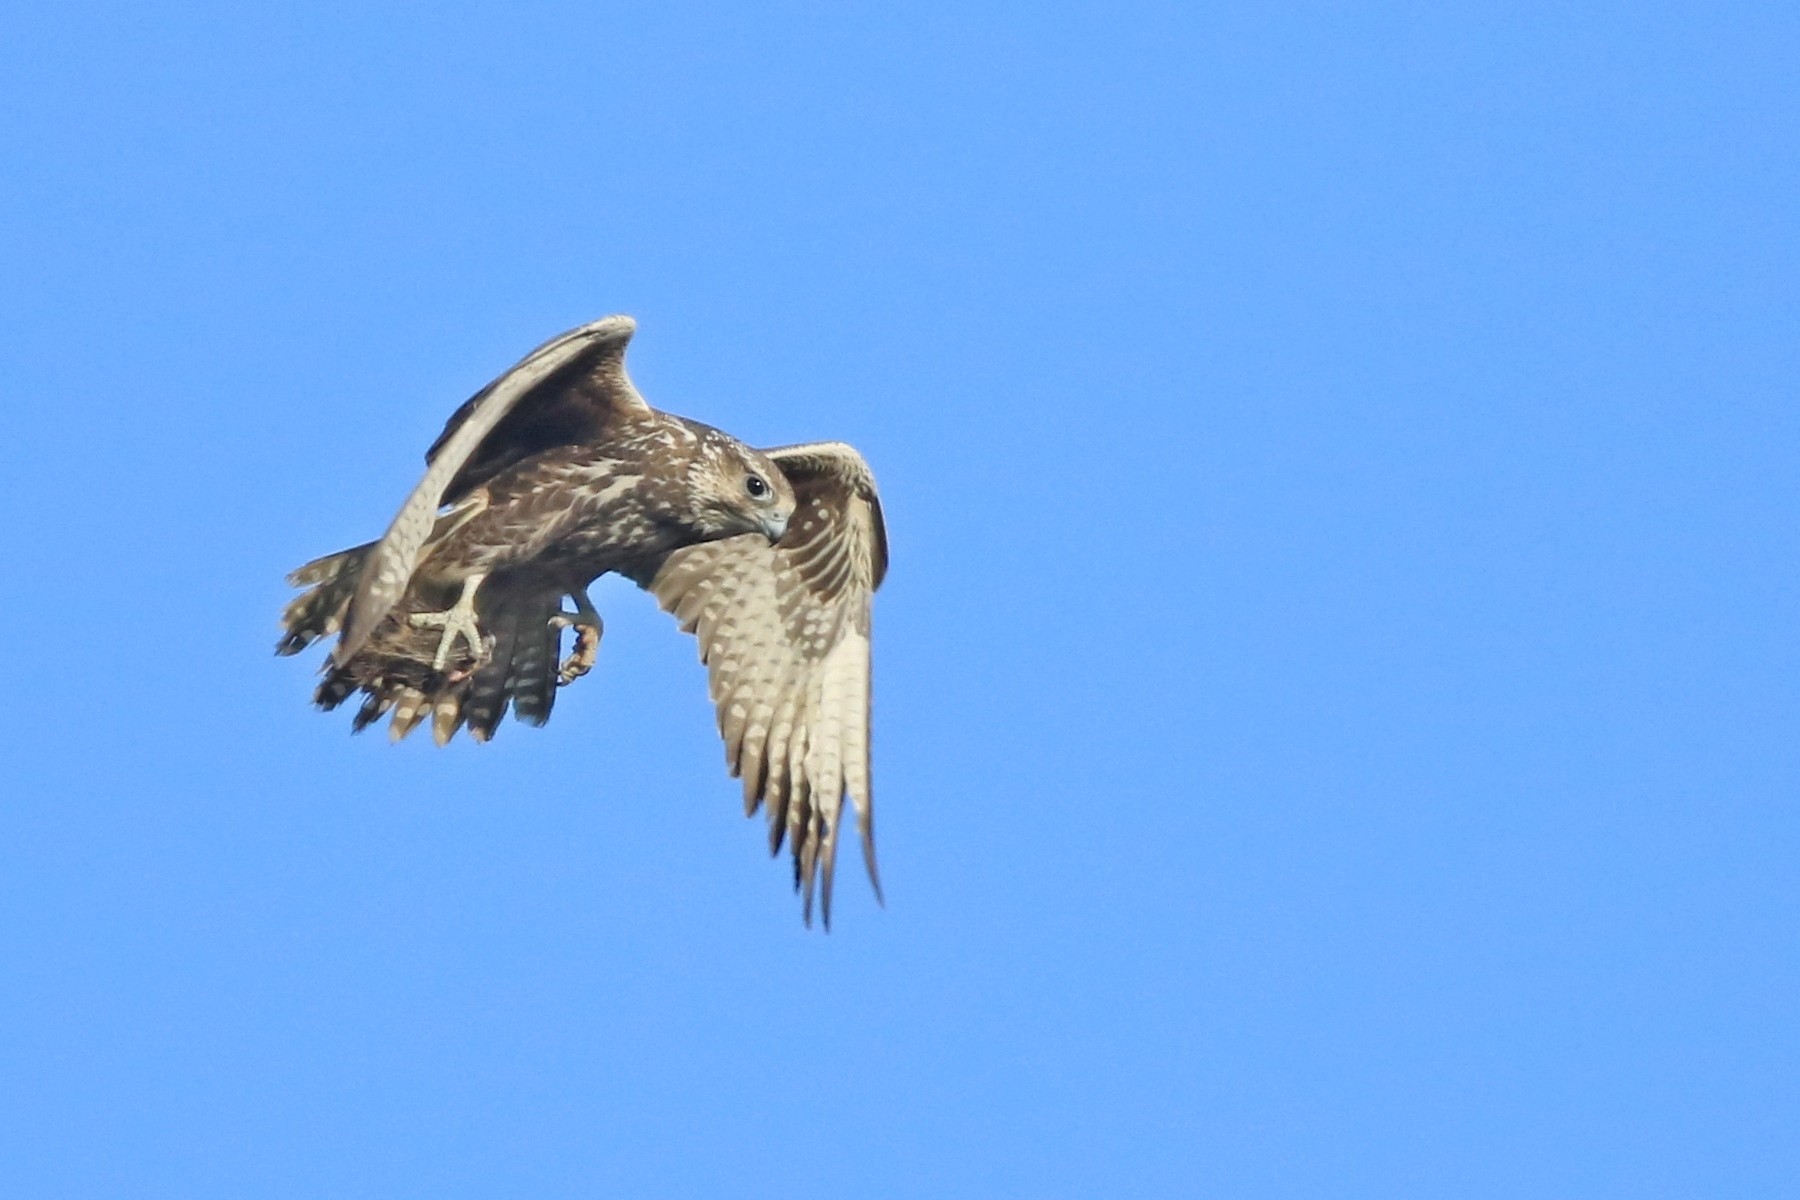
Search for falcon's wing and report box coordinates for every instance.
[639,441,888,927]
[334,315,649,666]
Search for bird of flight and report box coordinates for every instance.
[278,316,888,926]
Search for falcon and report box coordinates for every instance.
[277,316,888,926]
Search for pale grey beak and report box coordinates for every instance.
[761,511,790,544]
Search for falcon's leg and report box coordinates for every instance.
[552,588,604,685]
[409,572,489,670]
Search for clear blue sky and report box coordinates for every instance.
[1,3,1794,1196]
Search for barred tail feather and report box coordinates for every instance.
[285,552,577,745]
[278,542,376,656]
[508,601,561,726]
[314,665,360,712]
[463,598,523,742]
[351,689,392,733]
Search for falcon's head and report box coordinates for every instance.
[683,428,796,544]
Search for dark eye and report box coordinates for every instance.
[744,474,769,499]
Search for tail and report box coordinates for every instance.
[277,543,376,656]
[281,555,573,744]
[461,590,563,741]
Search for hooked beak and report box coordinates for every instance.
[760,510,790,544]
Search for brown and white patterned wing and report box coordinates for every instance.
[335,315,648,666]
[643,441,887,927]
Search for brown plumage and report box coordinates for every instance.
[278,316,888,926]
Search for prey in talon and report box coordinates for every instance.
[276,315,888,927]
[409,572,490,670]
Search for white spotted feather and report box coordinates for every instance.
[646,442,886,927]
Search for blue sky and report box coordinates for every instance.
[1,2,1795,1196]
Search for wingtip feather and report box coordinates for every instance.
[864,851,885,907]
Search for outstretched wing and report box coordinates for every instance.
[335,315,649,666]
[639,442,888,928]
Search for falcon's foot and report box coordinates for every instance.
[409,572,489,671]
[552,589,604,686]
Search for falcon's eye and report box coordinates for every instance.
[744,474,769,499]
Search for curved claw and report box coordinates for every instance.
[552,588,604,686]
[409,572,488,670]
[555,620,601,685]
